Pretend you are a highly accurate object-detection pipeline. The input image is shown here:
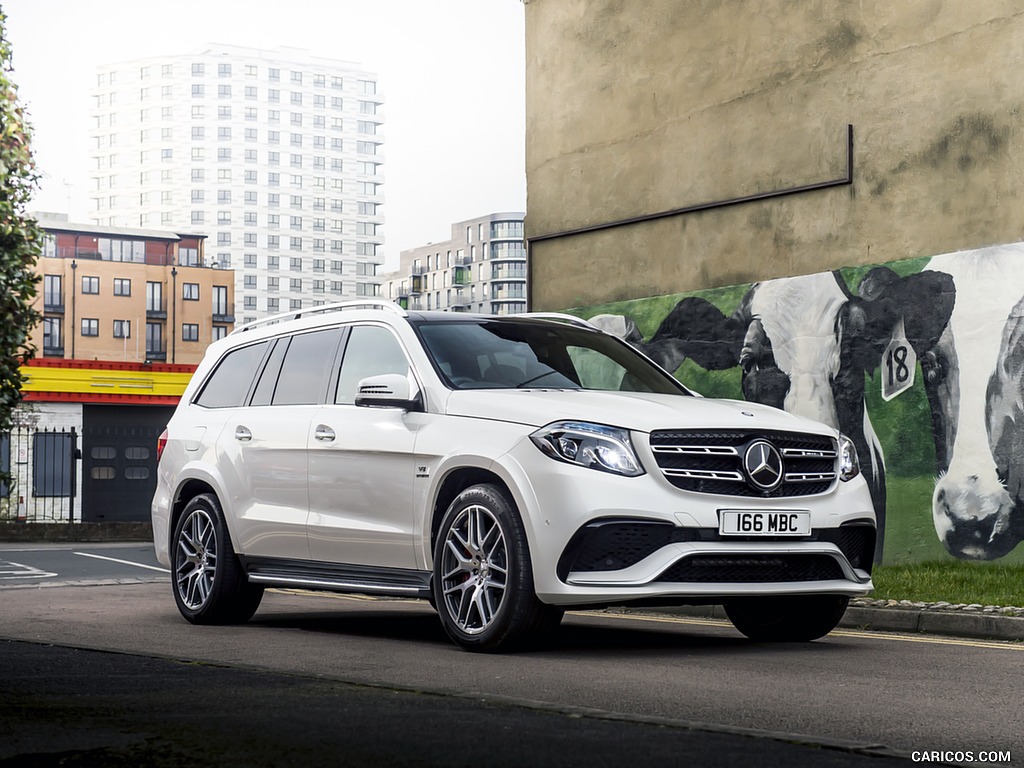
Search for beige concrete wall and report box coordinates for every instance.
[525,0,1024,309]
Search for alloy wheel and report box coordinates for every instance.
[439,504,509,634]
[175,507,218,611]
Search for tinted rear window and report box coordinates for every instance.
[194,341,270,408]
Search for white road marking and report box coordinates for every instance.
[73,551,170,573]
[0,560,57,580]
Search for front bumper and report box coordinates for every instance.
[499,433,876,607]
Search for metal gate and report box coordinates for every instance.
[81,405,176,523]
[0,426,79,522]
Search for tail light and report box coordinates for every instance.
[157,429,168,462]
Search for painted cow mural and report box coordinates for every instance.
[591,269,954,563]
[921,245,1024,560]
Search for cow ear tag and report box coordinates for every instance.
[881,318,916,401]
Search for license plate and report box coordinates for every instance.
[719,510,811,536]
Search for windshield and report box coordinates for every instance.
[415,319,691,395]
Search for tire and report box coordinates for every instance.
[433,483,563,652]
[171,492,264,625]
[724,595,849,642]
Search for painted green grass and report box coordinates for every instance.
[871,561,1024,607]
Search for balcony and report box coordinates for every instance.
[491,267,527,281]
[212,313,235,324]
[408,275,425,295]
[489,245,526,263]
[491,289,526,301]
[452,266,471,286]
[146,307,167,320]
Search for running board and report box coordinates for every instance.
[240,556,433,599]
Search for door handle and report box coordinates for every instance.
[314,424,336,442]
[234,426,252,442]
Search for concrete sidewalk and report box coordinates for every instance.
[634,600,1024,643]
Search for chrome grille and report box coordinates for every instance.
[650,430,837,498]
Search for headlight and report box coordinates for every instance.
[838,434,860,482]
[530,421,644,477]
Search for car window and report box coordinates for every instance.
[335,325,410,405]
[194,341,271,408]
[272,328,343,406]
[249,338,288,406]
[416,320,688,394]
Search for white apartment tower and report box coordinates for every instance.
[381,213,527,315]
[88,44,384,323]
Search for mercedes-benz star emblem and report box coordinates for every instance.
[743,440,784,491]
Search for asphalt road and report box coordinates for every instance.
[1,544,1021,766]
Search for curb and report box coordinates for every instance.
[625,604,1024,643]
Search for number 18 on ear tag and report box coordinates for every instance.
[882,319,916,401]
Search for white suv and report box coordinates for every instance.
[152,299,875,651]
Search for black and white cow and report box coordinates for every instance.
[924,246,1024,560]
[596,268,954,563]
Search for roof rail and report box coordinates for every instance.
[517,312,598,330]
[231,298,407,335]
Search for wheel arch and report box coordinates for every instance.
[169,477,222,557]
[429,467,515,557]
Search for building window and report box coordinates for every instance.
[43,317,62,353]
[212,325,228,341]
[182,323,199,342]
[183,283,199,301]
[146,322,163,356]
[44,274,62,307]
[81,318,99,337]
[146,281,162,312]
[113,278,131,297]
[212,285,228,316]
[113,320,131,339]
[81,276,100,294]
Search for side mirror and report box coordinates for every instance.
[355,373,422,411]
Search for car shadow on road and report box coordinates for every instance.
[246,600,848,657]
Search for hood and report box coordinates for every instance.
[442,389,837,437]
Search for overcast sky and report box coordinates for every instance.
[3,0,526,268]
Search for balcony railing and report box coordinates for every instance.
[491,268,527,280]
